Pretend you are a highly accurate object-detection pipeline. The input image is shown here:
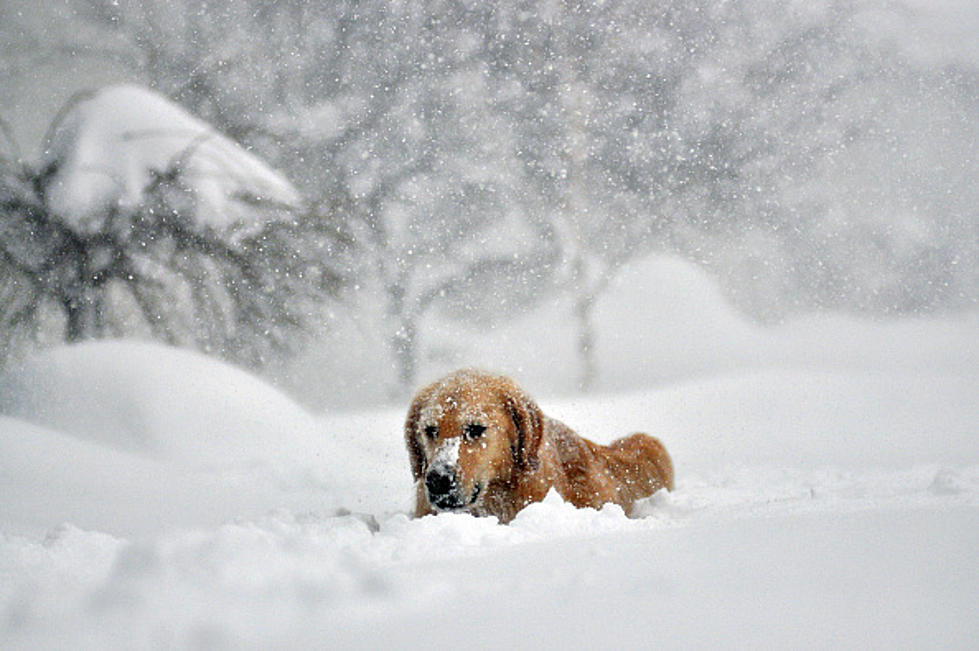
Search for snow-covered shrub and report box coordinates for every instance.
[0,85,344,368]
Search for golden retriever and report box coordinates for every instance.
[405,369,674,523]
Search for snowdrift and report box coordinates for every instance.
[0,342,409,538]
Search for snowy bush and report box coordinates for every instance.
[0,85,344,367]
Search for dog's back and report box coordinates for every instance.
[544,419,673,514]
[606,433,674,507]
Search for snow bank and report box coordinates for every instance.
[40,84,300,237]
[0,341,315,464]
[592,256,979,388]
[0,341,412,537]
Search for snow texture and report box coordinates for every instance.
[1,256,976,648]
[430,436,462,473]
[40,84,301,238]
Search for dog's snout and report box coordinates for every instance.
[425,467,457,499]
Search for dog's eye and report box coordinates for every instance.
[464,423,486,441]
[424,424,438,440]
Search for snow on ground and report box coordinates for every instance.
[1,256,977,648]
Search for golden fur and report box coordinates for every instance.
[405,370,674,523]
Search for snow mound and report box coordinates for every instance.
[592,255,979,390]
[594,256,762,388]
[0,340,412,536]
[0,340,313,465]
[40,84,300,237]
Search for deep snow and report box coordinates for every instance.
[1,256,976,649]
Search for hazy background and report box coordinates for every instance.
[1,0,976,408]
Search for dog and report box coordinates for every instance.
[405,369,674,523]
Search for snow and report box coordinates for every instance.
[430,436,462,473]
[1,257,977,648]
[40,84,301,237]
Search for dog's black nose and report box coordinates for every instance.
[425,468,457,499]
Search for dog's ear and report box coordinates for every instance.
[504,384,544,471]
[404,392,427,481]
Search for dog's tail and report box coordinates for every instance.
[648,435,675,491]
[611,433,674,493]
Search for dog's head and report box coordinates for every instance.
[405,370,543,514]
